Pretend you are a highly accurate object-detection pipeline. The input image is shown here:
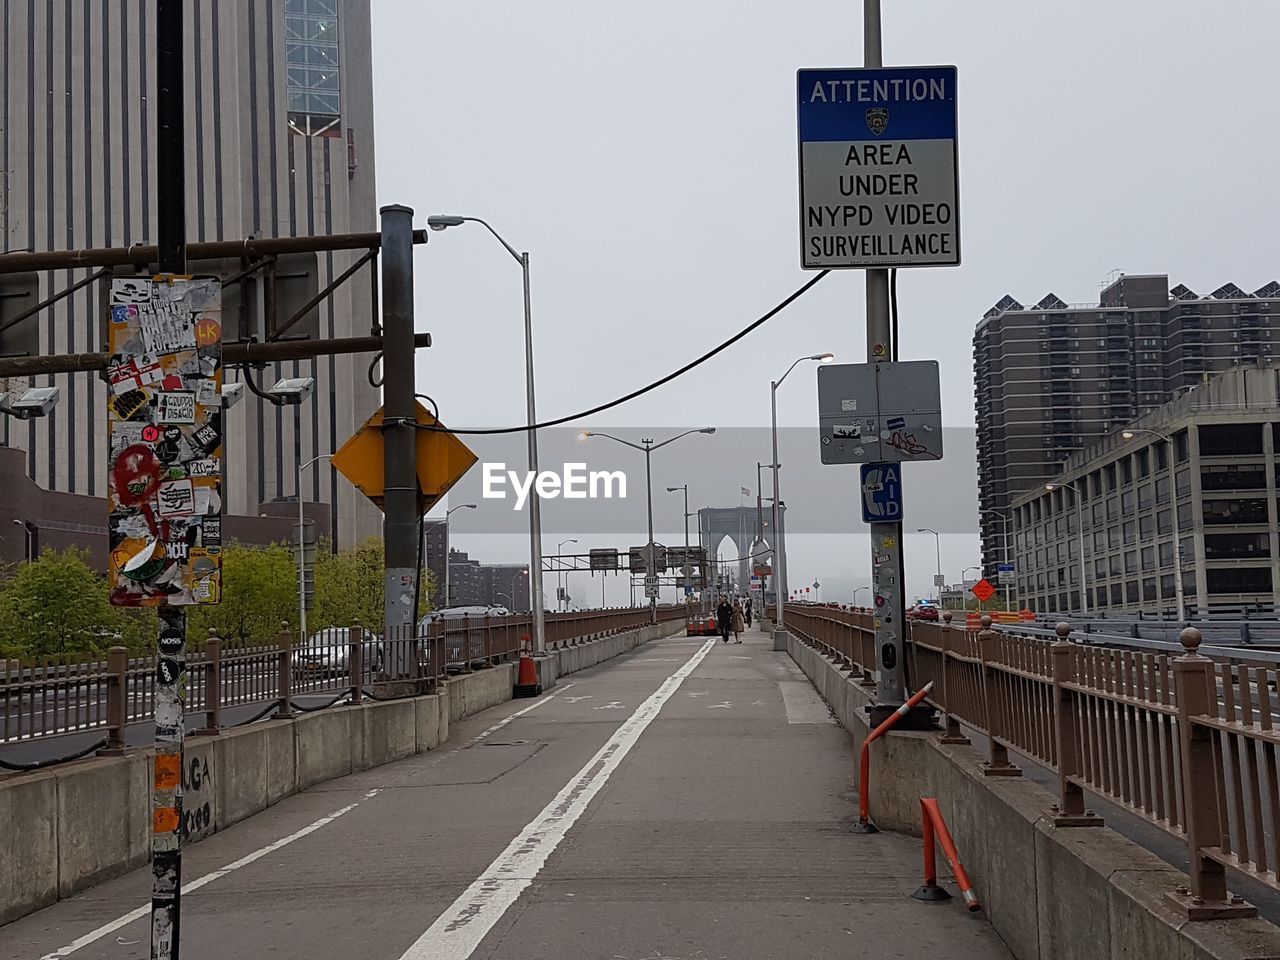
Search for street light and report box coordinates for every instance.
[557,538,578,611]
[444,503,477,607]
[1045,481,1091,616]
[0,386,59,419]
[917,528,942,596]
[770,352,833,649]
[1123,428,1186,622]
[11,518,37,562]
[297,454,333,641]
[667,484,693,603]
[980,508,1013,611]
[852,584,870,607]
[581,428,715,622]
[428,214,548,654]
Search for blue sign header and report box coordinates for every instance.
[798,66,957,143]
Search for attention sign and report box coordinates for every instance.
[797,66,959,269]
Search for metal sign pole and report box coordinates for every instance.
[380,205,419,675]
[151,3,186,957]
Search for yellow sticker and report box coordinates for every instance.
[881,537,896,549]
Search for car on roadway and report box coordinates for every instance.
[908,604,940,621]
[417,605,511,632]
[293,627,384,678]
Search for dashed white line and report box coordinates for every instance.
[396,638,717,960]
[38,789,382,960]
[463,683,574,748]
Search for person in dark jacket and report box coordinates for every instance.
[744,597,753,628]
[715,596,733,642]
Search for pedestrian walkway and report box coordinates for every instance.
[5,624,1012,960]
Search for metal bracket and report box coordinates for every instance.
[1165,888,1257,921]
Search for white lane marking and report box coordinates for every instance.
[686,691,707,698]
[398,638,717,960]
[464,684,574,748]
[593,701,626,710]
[779,680,836,724]
[563,695,593,704]
[38,789,382,960]
[708,701,732,709]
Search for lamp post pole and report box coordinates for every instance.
[918,528,942,597]
[444,503,477,608]
[667,484,691,603]
[981,508,1012,611]
[770,353,833,650]
[581,428,715,623]
[557,538,578,611]
[297,454,333,642]
[427,215,546,653]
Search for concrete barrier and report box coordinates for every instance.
[0,618,687,928]
[0,770,58,925]
[786,633,1280,960]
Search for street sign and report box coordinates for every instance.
[589,548,620,571]
[684,585,695,597]
[817,360,942,464]
[860,462,904,523]
[331,401,477,513]
[933,574,946,588]
[971,578,996,603]
[797,66,959,269]
[997,562,1015,574]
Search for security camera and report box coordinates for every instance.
[0,386,60,419]
[268,377,315,406]
[221,382,245,409]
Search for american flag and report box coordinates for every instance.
[740,486,751,498]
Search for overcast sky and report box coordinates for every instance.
[369,0,1280,605]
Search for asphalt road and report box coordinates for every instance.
[3,626,1012,960]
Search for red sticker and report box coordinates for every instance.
[142,425,161,443]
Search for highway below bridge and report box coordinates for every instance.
[2,626,1011,960]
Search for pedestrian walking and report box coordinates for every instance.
[716,595,733,643]
[731,599,745,643]
[744,597,753,628]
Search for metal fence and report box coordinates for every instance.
[783,602,1280,912]
[2,606,683,748]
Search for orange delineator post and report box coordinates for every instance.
[914,797,981,911]
[852,680,934,834]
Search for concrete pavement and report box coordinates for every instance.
[3,625,1012,960]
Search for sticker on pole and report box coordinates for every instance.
[797,66,959,268]
[860,462,903,523]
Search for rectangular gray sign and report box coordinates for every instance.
[817,360,943,464]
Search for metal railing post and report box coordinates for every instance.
[274,623,294,719]
[1048,622,1100,825]
[938,612,969,743]
[100,645,129,754]
[976,615,1021,777]
[350,622,364,703]
[197,630,222,736]
[1169,626,1254,918]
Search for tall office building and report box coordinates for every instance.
[0,0,381,546]
[974,273,1280,576]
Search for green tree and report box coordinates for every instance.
[0,547,149,660]
[188,542,296,645]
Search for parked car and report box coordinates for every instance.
[293,627,384,678]
[417,605,511,632]
[910,604,940,621]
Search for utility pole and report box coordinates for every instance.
[380,205,418,675]
[152,2,186,957]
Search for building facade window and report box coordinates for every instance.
[286,0,342,136]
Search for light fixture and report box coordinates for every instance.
[699,426,716,434]
[221,383,245,409]
[0,386,60,419]
[577,431,591,441]
[814,352,835,363]
[268,377,315,405]
[1044,483,1057,492]
[426,215,466,231]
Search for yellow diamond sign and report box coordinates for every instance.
[331,401,478,512]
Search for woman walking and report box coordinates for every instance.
[716,595,733,643]
[731,598,745,643]
[744,597,753,628]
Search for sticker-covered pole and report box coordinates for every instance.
[380,205,418,673]
[153,1,186,957]
[862,0,907,723]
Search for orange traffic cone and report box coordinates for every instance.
[514,653,540,698]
